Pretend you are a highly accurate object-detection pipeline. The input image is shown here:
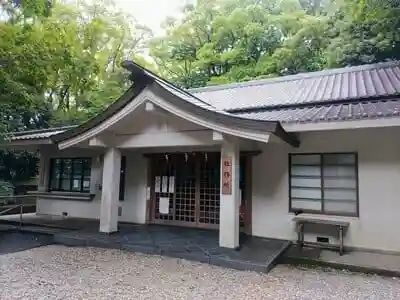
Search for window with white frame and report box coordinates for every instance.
[289,153,358,216]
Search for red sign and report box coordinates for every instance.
[221,157,232,195]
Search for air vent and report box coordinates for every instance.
[317,236,329,243]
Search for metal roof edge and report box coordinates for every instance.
[226,95,400,114]
[8,125,77,137]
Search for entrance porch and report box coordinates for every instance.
[0,214,291,273]
[99,142,252,249]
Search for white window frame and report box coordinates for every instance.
[289,153,359,217]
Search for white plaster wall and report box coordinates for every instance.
[36,146,103,219]
[36,147,149,224]
[37,198,101,219]
[111,105,204,135]
[252,126,400,252]
[118,152,148,224]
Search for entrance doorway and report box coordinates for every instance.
[149,152,251,231]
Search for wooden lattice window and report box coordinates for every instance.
[199,154,220,225]
[174,156,196,223]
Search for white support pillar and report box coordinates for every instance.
[100,148,121,233]
[219,139,240,249]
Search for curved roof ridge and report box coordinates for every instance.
[122,60,216,109]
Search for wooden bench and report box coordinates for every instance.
[293,217,350,255]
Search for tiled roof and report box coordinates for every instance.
[190,61,400,111]
[9,126,76,141]
[234,99,400,123]
[8,61,400,142]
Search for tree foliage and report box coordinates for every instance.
[0,150,38,184]
[0,0,153,132]
[150,0,400,88]
[326,0,400,66]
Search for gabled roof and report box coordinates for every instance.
[190,61,400,112]
[52,61,300,148]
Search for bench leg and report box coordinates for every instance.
[339,226,344,255]
[297,224,304,248]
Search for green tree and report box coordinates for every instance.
[149,0,328,87]
[1,0,153,131]
[44,0,153,125]
[325,0,400,67]
[150,0,399,88]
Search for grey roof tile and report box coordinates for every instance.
[234,99,400,123]
[9,126,76,141]
[190,61,400,111]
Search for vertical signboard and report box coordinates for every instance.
[221,157,232,195]
[155,176,161,193]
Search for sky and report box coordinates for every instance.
[115,0,189,34]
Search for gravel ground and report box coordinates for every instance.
[0,245,400,300]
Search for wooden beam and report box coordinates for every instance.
[212,131,224,141]
[88,137,107,147]
[143,151,262,158]
[116,130,218,148]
